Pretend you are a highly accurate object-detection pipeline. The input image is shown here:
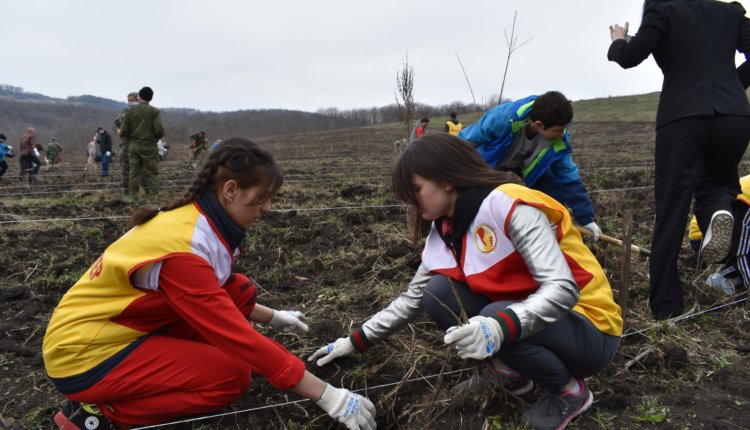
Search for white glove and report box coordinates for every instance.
[308,337,355,366]
[584,221,602,242]
[105,151,111,157]
[316,384,377,430]
[443,316,503,360]
[267,310,309,332]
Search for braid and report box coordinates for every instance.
[127,137,282,228]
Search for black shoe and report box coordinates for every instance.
[53,401,114,430]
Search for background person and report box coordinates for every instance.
[607,0,750,319]
[444,111,463,135]
[96,127,113,178]
[113,92,140,195]
[310,134,621,430]
[688,174,750,296]
[190,131,208,168]
[83,134,98,177]
[157,138,168,162]
[0,133,14,180]
[47,137,63,166]
[18,127,42,184]
[409,118,429,143]
[119,86,165,198]
[44,138,376,430]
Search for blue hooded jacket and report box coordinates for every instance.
[458,95,595,225]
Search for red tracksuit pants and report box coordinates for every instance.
[63,274,257,426]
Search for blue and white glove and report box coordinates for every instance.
[316,384,377,430]
[443,316,503,360]
[268,310,309,332]
[308,337,355,366]
[584,221,602,242]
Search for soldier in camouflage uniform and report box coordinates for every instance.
[46,137,63,165]
[119,87,164,198]
[189,130,208,169]
[113,92,139,195]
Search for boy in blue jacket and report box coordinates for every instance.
[459,91,601,240]
[0,133,14,180]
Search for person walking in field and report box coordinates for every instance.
[608,0,750,319]
[444,112,463,135]
[113,92,139,195]
[0,133,14,180]
[119,86,165,198]
[83,135,99,177]
[409,118,429,143]
[458,91,603,241]
[18,127,43,184]
[189,130,208,169]
[310,134,621,430]
[44,138,377,430]
[96,128,113,178]
[47,137,63,166]
[157,138,168,162]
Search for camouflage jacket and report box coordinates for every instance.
[119,102,165,146]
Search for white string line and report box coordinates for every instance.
[0,178,394,197]
[621,295,750,339]
[0,183,656,200]
[0,204,407,224]
[588,185,653,194]
[0,173,390,192]
[0,174,391,190]
[130,295,750,429]
[130,367,474,430]
[2,163,395,180]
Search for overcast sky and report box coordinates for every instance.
[2,1,746,112]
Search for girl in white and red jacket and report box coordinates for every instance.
[310,133,622,430]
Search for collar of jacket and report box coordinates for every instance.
[437,187,495,262]
[196,191,246,251]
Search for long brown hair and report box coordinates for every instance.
[128,137,283,227]
[393,133,518,242]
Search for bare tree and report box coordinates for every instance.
[395,52,416,141]
[499,11,533,103]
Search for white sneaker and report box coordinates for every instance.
[700,210,733,264]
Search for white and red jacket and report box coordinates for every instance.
[350,184,621,351]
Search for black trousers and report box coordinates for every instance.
[19,154,42,181]
[650,114,750,319]
[422,275,619,393]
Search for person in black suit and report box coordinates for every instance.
[607,0,750,320]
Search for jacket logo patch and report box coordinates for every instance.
[474,224,497,254]
[88,255,103,280]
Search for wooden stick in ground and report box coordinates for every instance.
[619,211,633,326]
[575,225,651,257]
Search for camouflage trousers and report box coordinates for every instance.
[120,143,129,193]
[128,142,158,197]
[190,146,206,167]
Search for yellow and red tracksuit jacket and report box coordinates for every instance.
[43,201,305,393]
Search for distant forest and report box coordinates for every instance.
[0,84,493,154]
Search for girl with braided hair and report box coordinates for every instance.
[43,138,376,430]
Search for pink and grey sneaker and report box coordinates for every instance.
[450,363,534,406]
[521,378,593,430]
